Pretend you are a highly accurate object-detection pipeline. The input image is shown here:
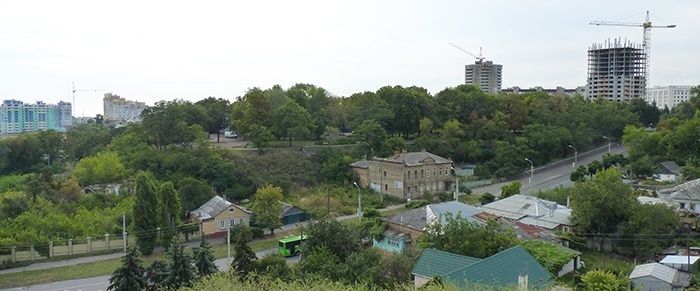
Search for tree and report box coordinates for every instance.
[146,260,167,288]
[57,178,82,202]
[196,97,231,142]
[479,193,495,205]
[570,168,636,234]
[304,219,361,260]
[72,151,126,186]
[230,224,257,277]
[246,124,274,152]
[623,203,680,259]
[500,181,521,198]
[344,91,393,129]
[0,191,29,220]
[321,155,351,184]
[271,100,315,147]
[108,247,146,291]
[580,269,628,291]
[177,177,215,212]
[192,238,218,276]
[250,185,283,234]
[231,88,272,135]
[353,120,388,157]
[141,100,207,149]
[570,165,588,182]
[163,237,196,289]
[133,172,159,255]
[158,182,182,247]
[587,160,603,176]
[418,214,517,258]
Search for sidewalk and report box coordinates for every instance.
[0,203,407,276]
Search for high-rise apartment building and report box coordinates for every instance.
[0,100,70,134]
[645,85,694,110]
[465,60,502,93]
[103,93,148,122]
[586,39,646,102]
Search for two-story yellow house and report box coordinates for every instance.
[189,195,253,237]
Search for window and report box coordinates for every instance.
[219,220,225,229]
[421,170,424,178]
[414,170,418,178]
[383,171,386,177]
[414,186,418,192]
[229,208,234,212]
[433,170,436,177]
[240,218,244,224]
[680,203,686,209]
[230,219,236,226]
[438,170,442,176]
[407,171,411,179]
[384,184,388,191]
[388,239,400,247]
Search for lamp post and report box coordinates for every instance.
[568,145,577,168]
[451,166,459,201]
[353,182,362,221]
[602,136,611,154]
[524,158,534,187]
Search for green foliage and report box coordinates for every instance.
[0,174,27,193]
[304,220,361,260]
[72,151,126,186]
[353,119,388,157]
[570,168,636,234]
[535,187,573,206]
[157,181,181,229]
[64,124,113,160]
[622,203,680,260]
[251,185,283,234]
[0,191,29,220]
[140,100,208,149]
[133,172,158,255]
[230,225,257,277]
[405,199,430,209]
[479,193,495,205]
[499,181,521,198]
[193,239,218,276]
[320,154,351,185]
[580,269,628,291]
[570,165,588,182]
[107,247,146,291]
[247,124,274,150]
[272,100,316,147]
[163,237,196,289]
[195,97,231,142]
[418,213,517,259]
[253,255,291,280]
[519,240,577,274]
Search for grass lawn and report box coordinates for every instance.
[0,236,284,289]
[580,251,635,275]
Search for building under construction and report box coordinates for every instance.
[465,60,502,94]
[586,39,646,102]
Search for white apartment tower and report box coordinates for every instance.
[646,86,694,110]
[465,60,502,94]
[586,39,646,102]
[103,93,148,122]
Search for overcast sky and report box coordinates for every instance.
[1,0,698,116]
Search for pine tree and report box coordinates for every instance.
[157,182,182,248]
[193,238,218,276]
[163,237,196,289]
[108,247,146,291]
[133,172,158,255]
[230,224,257,277]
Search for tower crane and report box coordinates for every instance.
[448,42,485,63]
[590,11,676,83]
[72,82,109,117]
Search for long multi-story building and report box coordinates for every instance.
[103,93,148,122]
[645,85,694,110]
[465,60,502,94]
[586,39,646,102]
[0,100,71,134]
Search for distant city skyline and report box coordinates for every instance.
[1,1,698,116]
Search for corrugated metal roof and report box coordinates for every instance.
[443,246,552,288]
[191,196,251,221]
[660,255,700,265]
[411,248,480,278]
[386,201,482,230]
[480,194,572,228]
[660,161,681,175]
[630,263,678,284]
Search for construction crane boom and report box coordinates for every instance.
[590,11,676,85]
[448,42,485,62]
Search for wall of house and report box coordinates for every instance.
[368,161,406,199]
[414,275,431,288]
[373,236,407,253]
[631,277,672,291]
[557,257,580,277]
[352,166,369,188]
[199,205,251,236]
[385,221,424,249]
[365,160,453,200]
[656,174,677,182]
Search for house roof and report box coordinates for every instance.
[280,202,305,217]
[443,246,552,288]
[637,196,674,207]
[191,196,251,221]
[385,201,483,231]
[669,179,700,201]
[374,150,451,166]
[480,194,573,229]
[630,263,678,284]
[660,255,700,265]
[350,159,369,169]
[660,161,682,175]
[411,248,480,278]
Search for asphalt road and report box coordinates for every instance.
[470,143,627,196]
[1,249,298,291]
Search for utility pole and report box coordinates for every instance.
[525,158,534,188]
[603,136,611,154]
[353,182,362,221]
[227,226,231,259]
[568,145,578,168]
[122,213,127,253]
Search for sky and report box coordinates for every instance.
[1,0,698,116]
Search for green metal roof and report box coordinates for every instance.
[411,249,481,278]
[443,246,552,288]
[278,235,307,243]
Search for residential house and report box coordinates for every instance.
[374,201,483,253]
[629,263,690,291]
[83,183,124,195]
[412,246,552,289]
[637,196,675,208]
[660,255,700,272]
[279,202,310,225]
[480,194,575,238]
[656,161,682,182]
[664,179,700,214]
[189,196,253,237]
[350,150,453,199]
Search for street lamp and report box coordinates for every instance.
[568,145,577,168]
[451,166,459,201]
[602,136,611,154]
[524,158,534,187]
[353,182,362,221]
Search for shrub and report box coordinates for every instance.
[405,199,430,209]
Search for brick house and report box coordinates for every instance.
[350,150,454,199]
[189,196,253,237]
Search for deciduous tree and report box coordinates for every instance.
[251,185,283,234]
[133,172,158,255]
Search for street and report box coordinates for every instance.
[470,143,626,196]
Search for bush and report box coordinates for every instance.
[251,227,265,239]
[479,193,495,205]
[405,199,430,209]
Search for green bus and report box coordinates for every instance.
[278,235,307,257]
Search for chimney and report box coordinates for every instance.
[518,274,528,290]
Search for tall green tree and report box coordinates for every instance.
[250,185,283,234]
[192,238,218,276]
[230,224,257,277]
[133,172,159,255]
[622,203,680,260]
[246,124,274,152]
[163,237,196,289]
[571,168,636,234]
[158,182,182,246]
[271,100,315,147]
[72,151,126,186]
[196,97,231,142]
[177,177,215,212]
[108,247,146,291]
[353,120,388,157]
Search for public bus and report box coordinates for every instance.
[278,235,307,257]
